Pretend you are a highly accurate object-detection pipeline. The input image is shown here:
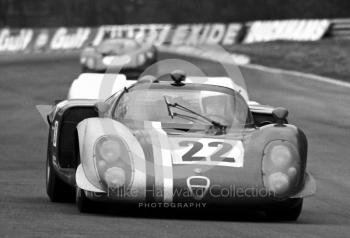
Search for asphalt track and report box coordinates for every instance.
[0,52,349,238]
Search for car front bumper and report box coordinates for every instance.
[76,165,316,205]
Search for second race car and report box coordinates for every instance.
[80,38,157,79]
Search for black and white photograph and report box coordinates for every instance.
[0,1,349,237]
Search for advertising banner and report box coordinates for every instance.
[0,20,330,54]
[244,19,330,43]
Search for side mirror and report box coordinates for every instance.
[54,99,63,105]
[272,107,288,126]
[95,101,110,115]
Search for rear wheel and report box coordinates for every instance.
[46,157,75,202]
[265,198,303,221]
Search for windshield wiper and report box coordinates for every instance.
[163,96,226,131]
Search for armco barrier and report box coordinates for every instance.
[329,18,350,39]
[0,19,344,54]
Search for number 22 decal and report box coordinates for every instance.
[179,140,235,162]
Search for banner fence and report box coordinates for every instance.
[0,18,346,54]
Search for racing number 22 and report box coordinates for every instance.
[179,141,235,162]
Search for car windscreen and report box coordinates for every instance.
[113,87,253,129]
[97,39,139,55]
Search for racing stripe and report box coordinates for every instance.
[133,122,156,202]
[146,121,164,202]
[149,122,174,203]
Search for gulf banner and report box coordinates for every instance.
[0,27,94,53]
[0,20,330,53]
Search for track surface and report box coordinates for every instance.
[0,53,349,238]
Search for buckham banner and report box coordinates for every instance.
[244,19,330,43]
[0,20,330,53]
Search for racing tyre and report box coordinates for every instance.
[265,198,303,221]
[81,65,95,73]
[76,187,95,213]
[46,158,75,202]
[74,134,95,213]
[81,66,89,73]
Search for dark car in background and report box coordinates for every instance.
[80,38,158,79]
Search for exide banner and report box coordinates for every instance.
[87,23,243,46]
[0,20,330,53]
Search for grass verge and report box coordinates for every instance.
[229,39,350,82]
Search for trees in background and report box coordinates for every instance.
[0,0,8,26]
[2,0,350,27]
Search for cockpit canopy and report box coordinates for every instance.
[113,82,253,130]
[97,38,140,55]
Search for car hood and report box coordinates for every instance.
[130,121,265,202]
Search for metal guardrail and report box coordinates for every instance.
[329,19,350,38]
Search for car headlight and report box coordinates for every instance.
[146,51,154,59]
[262,141,300,197]
[86,58,95,68]
[267,172,290,195]
[138,54,146,65]
[98,139,121,163]
[270,145,292,168]
[80,57,87,64]
[94,136,133,191]
[104,167,126,189]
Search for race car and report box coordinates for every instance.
[80,38,157,79]
[46,71,315,220]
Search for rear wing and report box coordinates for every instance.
[68,73,137,100]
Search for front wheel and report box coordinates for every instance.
[76,187,96,213]
[46,158,75,202]
[81,65,93,73]
[265,198,303,221]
